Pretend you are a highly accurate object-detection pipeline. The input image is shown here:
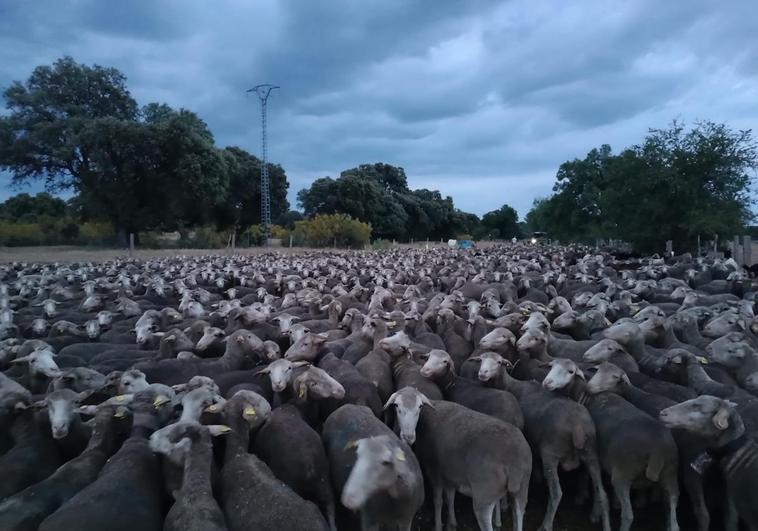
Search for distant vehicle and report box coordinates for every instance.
[530,232,547,244]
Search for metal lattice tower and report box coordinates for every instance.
[247,84,279,242]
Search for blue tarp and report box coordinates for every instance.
[457,240,473,249]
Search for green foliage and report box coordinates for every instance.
[214,147,289,231]
[525,121,758,251]
[480,203,521,240]
[293,214,371,248]
[0,57,290,241]
[0,193,67,222]
[0,219,116,247]
[482,205,521,239]
[297,163,481,241]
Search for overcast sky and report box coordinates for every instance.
[1,0,757,217]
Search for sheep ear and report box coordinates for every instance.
[291,361,310,368]
[468,354,483,362]
[712,408,731,430]
[207,425,232,436]
[737,319,747,330]
[575,368,586,380]
[383,392,399,411]
[9,356,31,364]
[419,393,435,409]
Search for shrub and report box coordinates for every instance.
[294,214,372,249]
[77,222,115,246]
[0,222,43,246]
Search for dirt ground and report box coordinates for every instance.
[0,245,350,264]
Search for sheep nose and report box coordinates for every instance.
[53,427,68,439]
[542,379,553,389]
[478,372,489,382]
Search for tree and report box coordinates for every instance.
[297,163,481,241]
[213,146,289,231]
[525,121,758,251]
[0,192,67,223]
[481,204,521,240]
[0,57,229,240]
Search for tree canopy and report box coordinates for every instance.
[525,121,757,251]
[296,162,497,241]
[0,57,289,240]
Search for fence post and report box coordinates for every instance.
[129,233,134,257]
[743,235,752,266]
[733,236,740,263]
[231,232,236,252]
[665,240,673,257]
[289,234,293,248]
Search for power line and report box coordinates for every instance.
[247,84,279,243]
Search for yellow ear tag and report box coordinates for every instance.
[386,321,396,327]
[115,395,126,401]
[206,404,219,413]
[395,449,406,462]
[344,440,357,450]
[696,356,709,365]
[298,386,306,398]
[243,406,256,417]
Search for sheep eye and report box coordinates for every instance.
[381,459,392,466]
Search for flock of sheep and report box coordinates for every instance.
[0,244,756,531]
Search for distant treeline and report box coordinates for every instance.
[0,57,520,248]
[524,121,757,252]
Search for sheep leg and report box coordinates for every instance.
[587,459,610,531]
[472,499,497,531]
[444,488,458,530]
[360,510,379,531]
[611,474,634,531]
[493,499,502,528]
[683,476,709,531]
[432,483,444,531]
[539,457,562,531]
[663,472,679,531]
[724,496,739,531]
[325,500,337,531]
[511,480,529,531]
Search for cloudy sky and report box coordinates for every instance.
[1,0,756,217]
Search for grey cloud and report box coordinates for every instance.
[1,0,757,217]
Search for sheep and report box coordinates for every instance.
[0,406,62,499]
[0,405,122,531]
[322,404,424,531]
[219,390,329,531]
[150,423,230,531]
[472,351,611,531]
[133,329,264,386]
[419,349,524,429]
[253,403,337,529]
[586,362,713,531]
[38,390,174,531]
[386,388,531,531]
[317,352,383,419]
[544,358,680,531]
[660,396,758,531]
